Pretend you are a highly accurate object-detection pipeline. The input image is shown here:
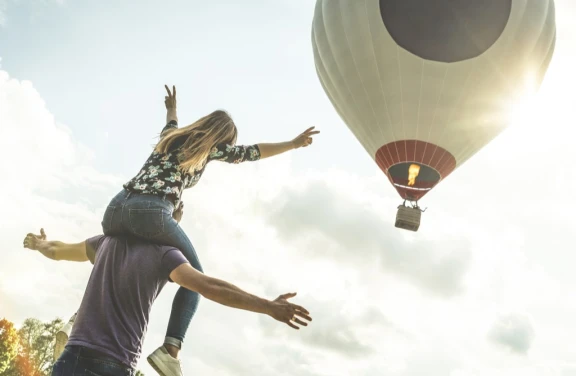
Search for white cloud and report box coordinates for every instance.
[259,176,473,297]
[0,71,123,194]
[258,297,411,359]
[488,313,536,355]
[0,69,121,323]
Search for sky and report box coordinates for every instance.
[1,0,575,375]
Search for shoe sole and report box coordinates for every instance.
[147,353,173,376]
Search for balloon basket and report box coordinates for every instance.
[395,204,422,232]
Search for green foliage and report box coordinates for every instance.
[1,317,64,376]
[0,319,19,374]
[1,353,35,376]
[1,316,146,376]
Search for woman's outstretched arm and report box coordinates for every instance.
[209,127,320,163]
[258,126,319,159]
[257,141,294,159]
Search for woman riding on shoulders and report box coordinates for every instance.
[101,85,319,376]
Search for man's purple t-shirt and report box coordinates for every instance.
[67,235,189,368]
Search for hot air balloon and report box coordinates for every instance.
[312,0,556,231]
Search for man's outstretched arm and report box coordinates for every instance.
[21,205,185,263]
[23,229,89,262]
[169,263,313,330]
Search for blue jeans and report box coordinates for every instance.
[52,345,134,376]
[102,188,203,344]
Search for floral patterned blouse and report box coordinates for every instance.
[123,120,261,207]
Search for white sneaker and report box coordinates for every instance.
[147,346,183,376]
[54,312,77,361]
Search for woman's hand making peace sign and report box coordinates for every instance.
[164,85,178,123]
[164,85,177,110]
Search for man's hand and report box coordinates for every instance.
[22,229,88,262]
[291,127,320,149]
[173,201,184,223]
[23,228,47,251]
[165,85,177,110]
[267,292,312,330]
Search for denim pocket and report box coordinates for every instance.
[83,357,130,376]
[128,208,165,238]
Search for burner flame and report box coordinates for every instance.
[408,164,420,186]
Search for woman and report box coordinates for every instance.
[102,85,319,376]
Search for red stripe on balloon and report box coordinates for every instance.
[375,140,457,200]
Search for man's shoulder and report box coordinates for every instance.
[158,244,179,252]
[88,235,188,281]
[85,235,106,264]
[128,239,180,255]
[89,235,182,255]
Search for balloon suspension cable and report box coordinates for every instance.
[400,199,427,212]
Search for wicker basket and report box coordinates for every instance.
[395,205,422,232]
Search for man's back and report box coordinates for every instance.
[68,235,188,368]
[22,226,312,375]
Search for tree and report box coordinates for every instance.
[1,352,34,376]
[1,316,145,376]
[0,319,19,374]
[2,317,64,376]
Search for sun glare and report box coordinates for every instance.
[507,72,542,131]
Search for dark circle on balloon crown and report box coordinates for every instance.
[379,0,512,62]
[388,163,440,186]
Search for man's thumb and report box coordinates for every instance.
[280,292,297,300]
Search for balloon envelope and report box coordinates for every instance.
[312,0,556,201]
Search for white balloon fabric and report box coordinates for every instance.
[312,0,556,202]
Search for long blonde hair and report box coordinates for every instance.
[155,110,238,173]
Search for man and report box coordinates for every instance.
[22,204,312,376]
